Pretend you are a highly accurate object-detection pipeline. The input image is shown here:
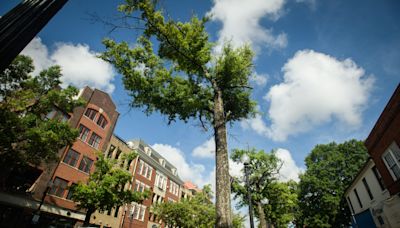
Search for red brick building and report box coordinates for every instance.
[0,86,189,228]
[0,86,119,227]
[363,83,400,227]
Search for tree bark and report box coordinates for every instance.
[213,85,232,228]
[257,202,267,228]
[83,207,95,226]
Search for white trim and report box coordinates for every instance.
[382,142,400,181]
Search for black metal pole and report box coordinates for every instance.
[244,163,255,228]
[0,0,68,73]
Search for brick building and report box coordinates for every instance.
[0,86,119,227]
[346,84,400,227]
[0,86,192,228]
[87,136,185,228]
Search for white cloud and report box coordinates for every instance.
[250,72,268,87]
[265,50,374,141]
[240,106,270,137]
[151,143,210,187]
[241,50,374,141]
[208,0,287,52]
[275,148,302,182]
[21,37,116,93]
[21,37,53,76]
[192,138,215,158]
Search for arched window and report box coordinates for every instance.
[97,114,108,128]
[84,108,97,120]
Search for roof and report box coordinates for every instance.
[344,157,374,196]
[365,83,400,151]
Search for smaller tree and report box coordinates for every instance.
[296,140,368,227]
[231,148,298,228]
[71,152,148,226]
[153,185,244,228]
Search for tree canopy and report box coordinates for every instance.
[231,149,297,228]
[101,0,257,226]
[71,152,149,225]
[296,139,368,227]
[153,185,244,228]
[0,55,83,187]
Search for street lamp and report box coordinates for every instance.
[242,154,255,228]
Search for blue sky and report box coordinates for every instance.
[1,0,399,190]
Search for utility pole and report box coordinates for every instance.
[0,0,68,72]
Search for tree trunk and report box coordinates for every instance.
[83,208,95,226]
[213,86,232,228]
[257,202,267,228]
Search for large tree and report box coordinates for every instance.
[71,152,148,226]
[101,1,256,226]
[296,140,368,227]
[0,55,83,188]
[231,149,297,228]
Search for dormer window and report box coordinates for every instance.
[144,147,152,156]
[84,108,97,120]
[159,158,166,167]
[171,168,177,176]
[97,114,108,128]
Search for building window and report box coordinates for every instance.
[88,133,102,149]
[144,147,152,156]
[354,189,363,208]
[152,194,164,205]
[79,124,90,142]
[347,197,355,214]
[130,203,146,221]
[84,108,97,120]
[159,158,166,167]
[48,177,68,197]
[79,156,94,173]
[63,149,80,167]
[169,180,179,196]
[155,172,167,191]
[107,145,115,158]
[382,142,400,181]
[372,166,385,191]
[115,149,122,160]
[66,183,77,200]
[137,160,153,180]
[135,180,149,193]
[97,114,108,128]
[45,108,69,122]
[362,178,374,200]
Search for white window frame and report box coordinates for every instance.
[138,160,153,180]
[155,172,167,191]
[135,180,149,192]
[169,180,179,196]
[130,203,146,221]
[382,142,400,181]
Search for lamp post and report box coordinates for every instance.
[32,180,54,224]
[0,0,69,72]
[242,154,255,228]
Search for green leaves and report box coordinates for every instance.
[231,148,297,228]
[0,55,83,171]
[296,140,368,227]
[101,0,256,125]
[72,153,148,215]
[153,185,244,228]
